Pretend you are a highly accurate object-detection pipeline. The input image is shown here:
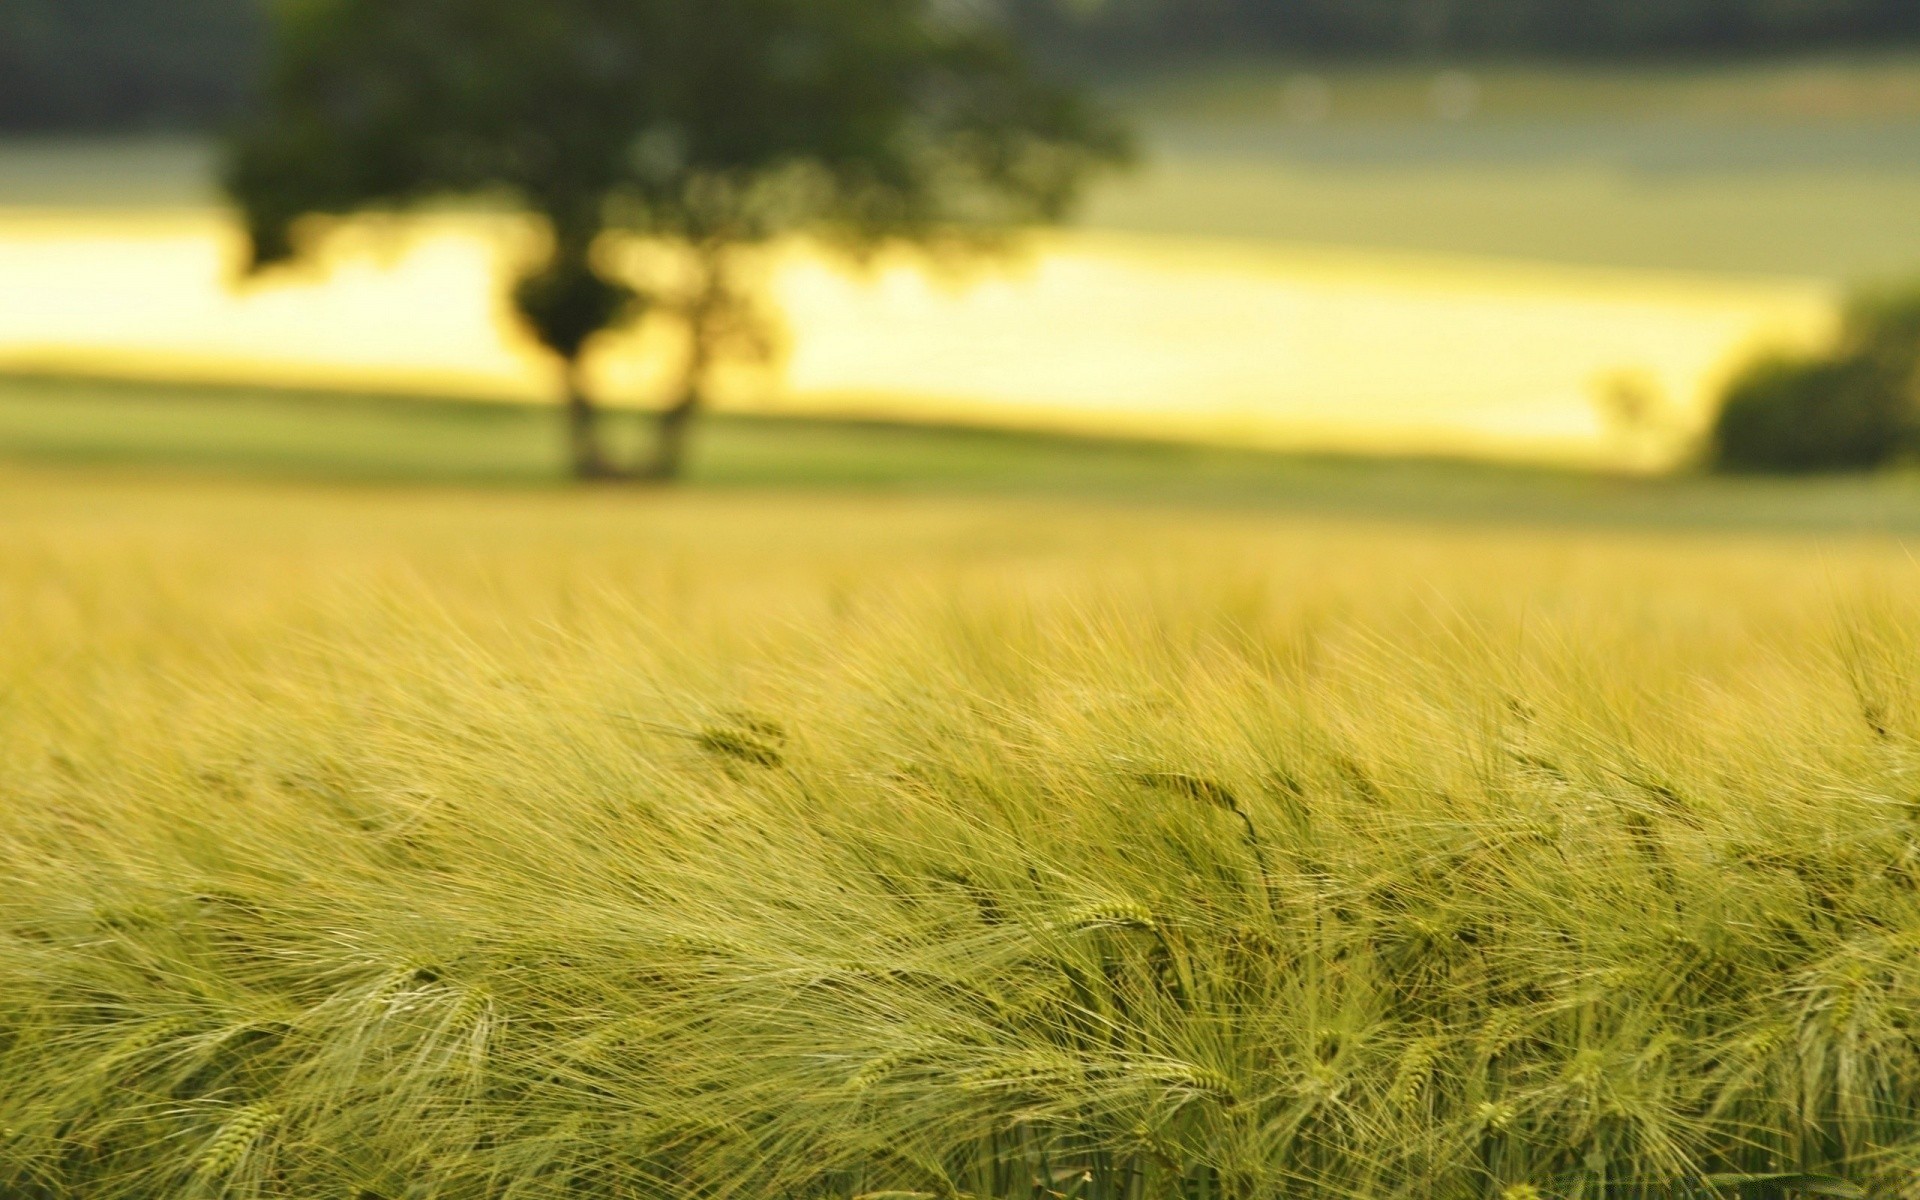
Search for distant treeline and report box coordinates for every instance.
[6,0,1920,133]
[0,0,264,132]
[1005,0,1920,63]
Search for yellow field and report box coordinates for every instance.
[0,211,1833,468]
[7,466,1916,833]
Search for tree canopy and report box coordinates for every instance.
[226,0,1129,478]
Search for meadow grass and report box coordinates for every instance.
[6,465,1920,1199]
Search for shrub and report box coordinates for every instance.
[1711,354,1905,472]
[1711,285,1920,473]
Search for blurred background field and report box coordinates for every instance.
[15,55,1920,473]
[1105,58,1920,277]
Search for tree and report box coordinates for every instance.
[226,0,1129,480]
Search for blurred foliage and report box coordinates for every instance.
[226,0,1129,480]
[1711,356,1905,473]
[1712,286,1920,473]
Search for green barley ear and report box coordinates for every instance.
[1137,772,1237,810]
[720,710,788,744]
[1390,1036,1441,1107]
[848,1035,947,1090]
[848,1049,910,1091]
[1150,1061,1238,1106]
[193,1104,279,1183]
[1332,755,1385,804]
[1138,771,1277,916]
[1062,899,1158,932]
[1474,1100,1517,1131]
[98,1014,194,1068]
[446,984,491,1024]
[696,728,784,768]
[959,1049,1084,1092]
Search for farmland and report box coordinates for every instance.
[6,461,1920,1196]
[6,54,1920,1200]
[14,59,1920,465]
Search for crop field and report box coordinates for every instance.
[13,58,1920,278]
[6,452,1920,1198]
[1094,58,1920,279]
[8,54,1920,1200]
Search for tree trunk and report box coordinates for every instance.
[645,388,701,481]
[562,357,611,480]
[641,250,723,483]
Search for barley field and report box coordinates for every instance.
[8,55,1920,1199]
[7,461,1920,1199]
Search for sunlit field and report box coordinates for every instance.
[7,465,1920,1197]
[0,211,1828,467]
